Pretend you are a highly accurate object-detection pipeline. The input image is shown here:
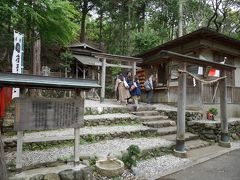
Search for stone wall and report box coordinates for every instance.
[158,110,203,122]
[187,119,240,142]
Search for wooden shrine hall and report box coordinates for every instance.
[69,43,142,102]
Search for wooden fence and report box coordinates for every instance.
[202,85,240,103]
[168,84,240,105]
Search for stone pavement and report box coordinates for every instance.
[153,141,240,180]
[161,148,240,180]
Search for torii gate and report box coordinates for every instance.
[145,50,236,157]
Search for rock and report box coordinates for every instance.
[44,173,60,180]
[170,121,176,126]
[82,167,94,180]
[81,160,90,166]
[204,134,217,140]
[59,169,74,180]
[231,133,239,140]
[30,174,44,180]
[74,169,84,180]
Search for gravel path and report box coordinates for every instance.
[3,125,152,142]
[132,155,191,179]
[5,137,174,167]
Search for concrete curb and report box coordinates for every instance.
[151,143,240,180]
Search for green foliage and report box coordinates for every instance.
[133,29,161,54]
[122,144,141,169]
[60,51,74,69]
[208,107,218,116]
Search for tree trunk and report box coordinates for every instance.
[0,133,8,180]
[178,0,183,37]
[32,37,41,75]
[80,0,88,43]
[99,8,104,50]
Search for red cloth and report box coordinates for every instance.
[0,87,12,119]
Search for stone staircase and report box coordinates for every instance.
[3,104,212,170]
[133,109,212,151]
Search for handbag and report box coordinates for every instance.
[123,78,129,89]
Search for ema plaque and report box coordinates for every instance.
[14,97,84,131]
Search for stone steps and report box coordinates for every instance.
[138,115,169,122]
[157,126,177,136]
[3,125,159,151]
[160,132,199,142]
[132,110,160,116]
[5,137,175,168]
[185,139,212,150]
[142,120,176,128]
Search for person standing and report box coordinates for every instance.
[144,75,154,104]
[130,76,141,110]
[115,74,131,105]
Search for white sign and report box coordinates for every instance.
[12,30,24,98]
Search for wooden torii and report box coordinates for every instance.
[145,50,236,157]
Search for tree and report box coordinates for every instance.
[0,0,79,72]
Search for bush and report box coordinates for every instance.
[122,145,141,169]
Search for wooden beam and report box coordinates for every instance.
[106,63,132,69]
[100,58,106,102]
[174,62,187,157]
[219,70,231,148]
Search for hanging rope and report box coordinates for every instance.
[178,69,227,84]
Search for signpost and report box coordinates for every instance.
[0,73,100,170]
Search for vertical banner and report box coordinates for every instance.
[12,30,24,99]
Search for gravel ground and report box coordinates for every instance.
[3,125,152,142]
[132,155,191,179]
[84,113,135,120]
[5,137,174,167]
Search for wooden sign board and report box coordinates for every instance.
[14,97,84,131]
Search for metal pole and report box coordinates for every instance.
[174,62,187,158]
[100,58,106,102]
[219,70,231,147]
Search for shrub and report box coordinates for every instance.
[122,145,141,169]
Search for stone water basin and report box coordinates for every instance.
[96,157,124,177]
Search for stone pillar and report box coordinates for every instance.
[100,58,106,102]
[219,70,231,148]
[174,62,187,158]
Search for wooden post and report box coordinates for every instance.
[132,61,136,76]
[174,62,187,157]
[76,61,79,78]
[100,58,106,102]
[74,128,80,165]
[74,89,81,165]
[16,131,23,170]
[219,70,231,148]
